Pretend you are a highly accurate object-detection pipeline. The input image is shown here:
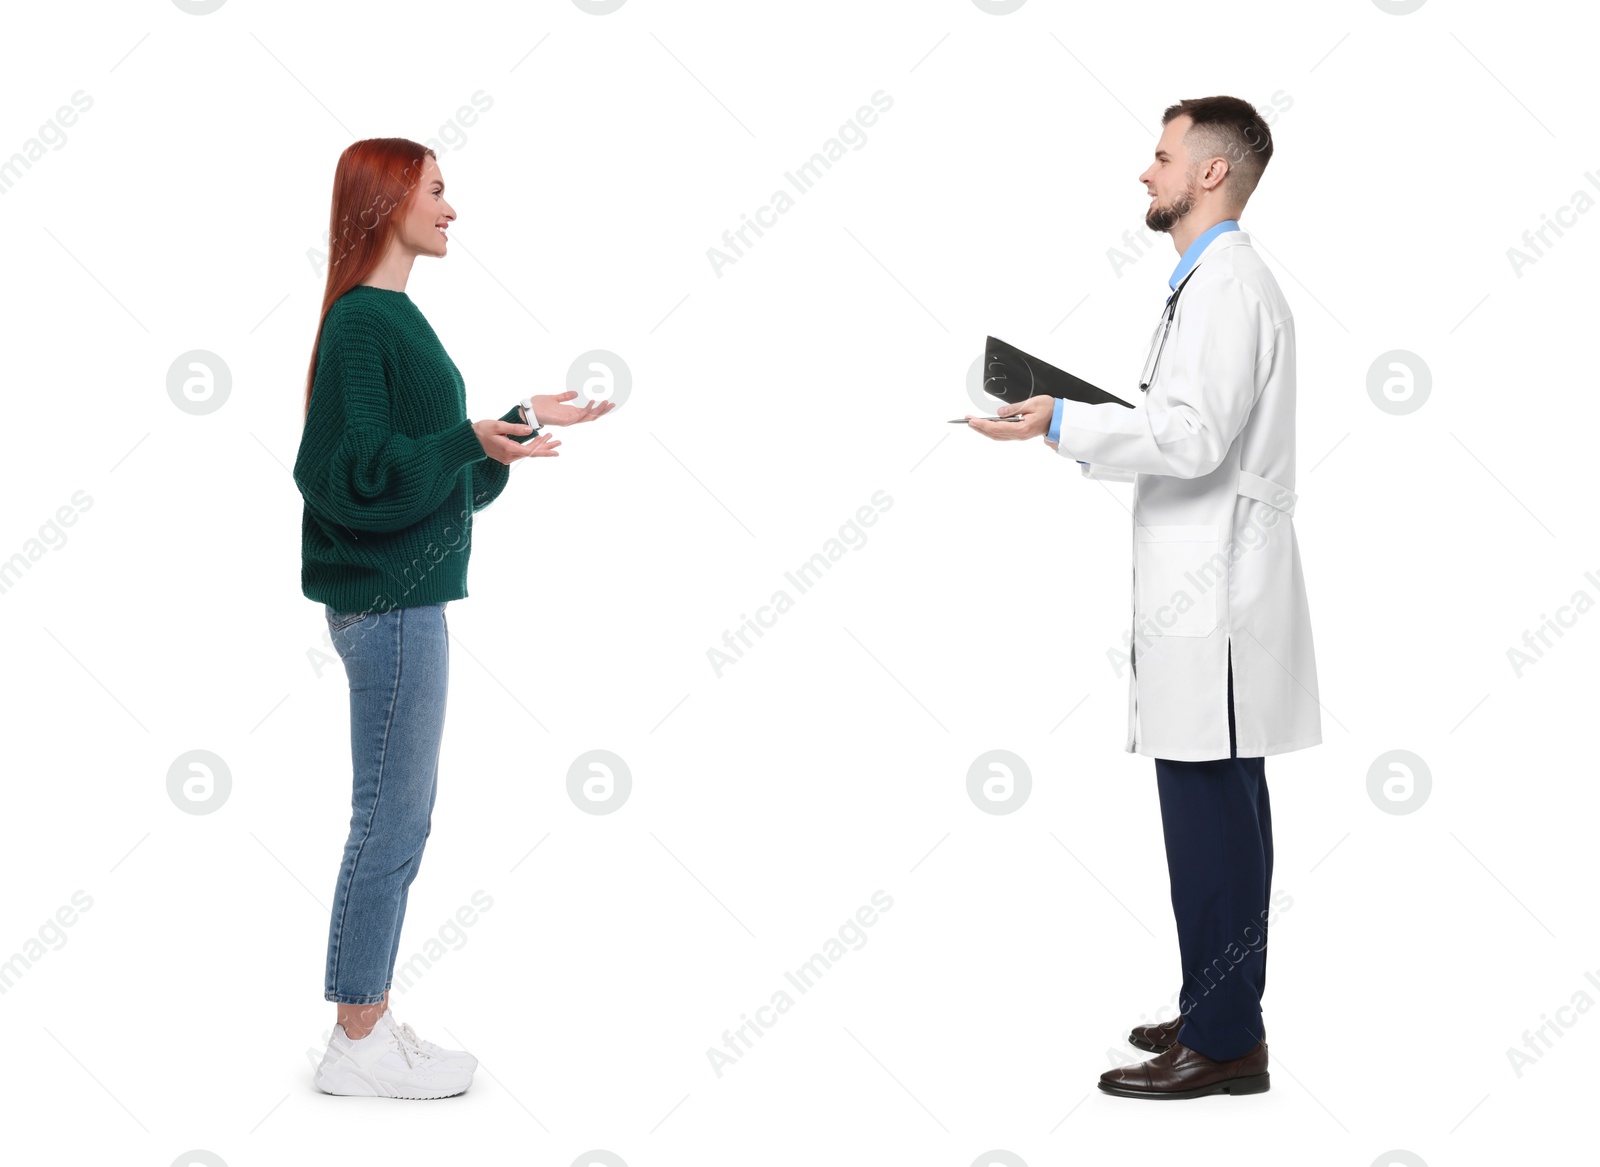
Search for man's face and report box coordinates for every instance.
[1140,115,1197,234]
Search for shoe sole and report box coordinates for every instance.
[314,1074,470,1100]
[314,1060,472,1100]
[1098,1072,1269,1100]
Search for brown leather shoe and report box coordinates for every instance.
[1099,1040,1269,1099]
[1128,1017,1266,1054]
[1127,1017,1184,1053]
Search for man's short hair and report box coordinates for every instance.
[1161,96,1274,206]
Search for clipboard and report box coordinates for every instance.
[981,336,1134,409]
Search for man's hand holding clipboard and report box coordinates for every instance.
[961,336,1133,444]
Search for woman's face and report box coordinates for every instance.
[400,154,455,258]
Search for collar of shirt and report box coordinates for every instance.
[1168,218,1240,294]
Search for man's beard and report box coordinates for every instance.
[1145,184,1195,233]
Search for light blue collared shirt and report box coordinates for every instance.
[1050,219,1241,448]
[1167,218,1239,292]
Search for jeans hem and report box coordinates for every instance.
[325,990,387,1005]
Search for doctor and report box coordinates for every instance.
[968,95,1321,1099]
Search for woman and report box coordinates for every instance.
[292,138,614,1099]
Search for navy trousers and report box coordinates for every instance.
[1153,643,1275,1062]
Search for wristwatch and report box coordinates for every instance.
[518,396,543,440]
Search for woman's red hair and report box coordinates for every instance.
[302,138,436,416]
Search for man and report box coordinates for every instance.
[968,96,1320,1099]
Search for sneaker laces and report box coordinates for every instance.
[387,1017,433,1069]
[396,1021,433,1054]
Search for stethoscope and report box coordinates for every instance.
[1139,264,1204,393]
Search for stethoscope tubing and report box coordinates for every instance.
[1139,265,1203,393]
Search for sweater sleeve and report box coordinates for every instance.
[294,304,488,534]
[469,403,532,513]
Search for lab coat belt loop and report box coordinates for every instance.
[1237,470,1297,516]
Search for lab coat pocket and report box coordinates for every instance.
[1134,524,1223,637]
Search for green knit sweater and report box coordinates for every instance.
[293,285,529,615]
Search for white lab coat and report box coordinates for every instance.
[1054,228,1321,761]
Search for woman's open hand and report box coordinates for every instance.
[530,390,617,427]
[474,419,561,464]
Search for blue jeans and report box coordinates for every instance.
[323,602,449,1005]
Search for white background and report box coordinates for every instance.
[1,1,1592,1164]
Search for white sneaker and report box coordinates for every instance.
[313,1010,473,1099]
[393,1016,478,1072]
